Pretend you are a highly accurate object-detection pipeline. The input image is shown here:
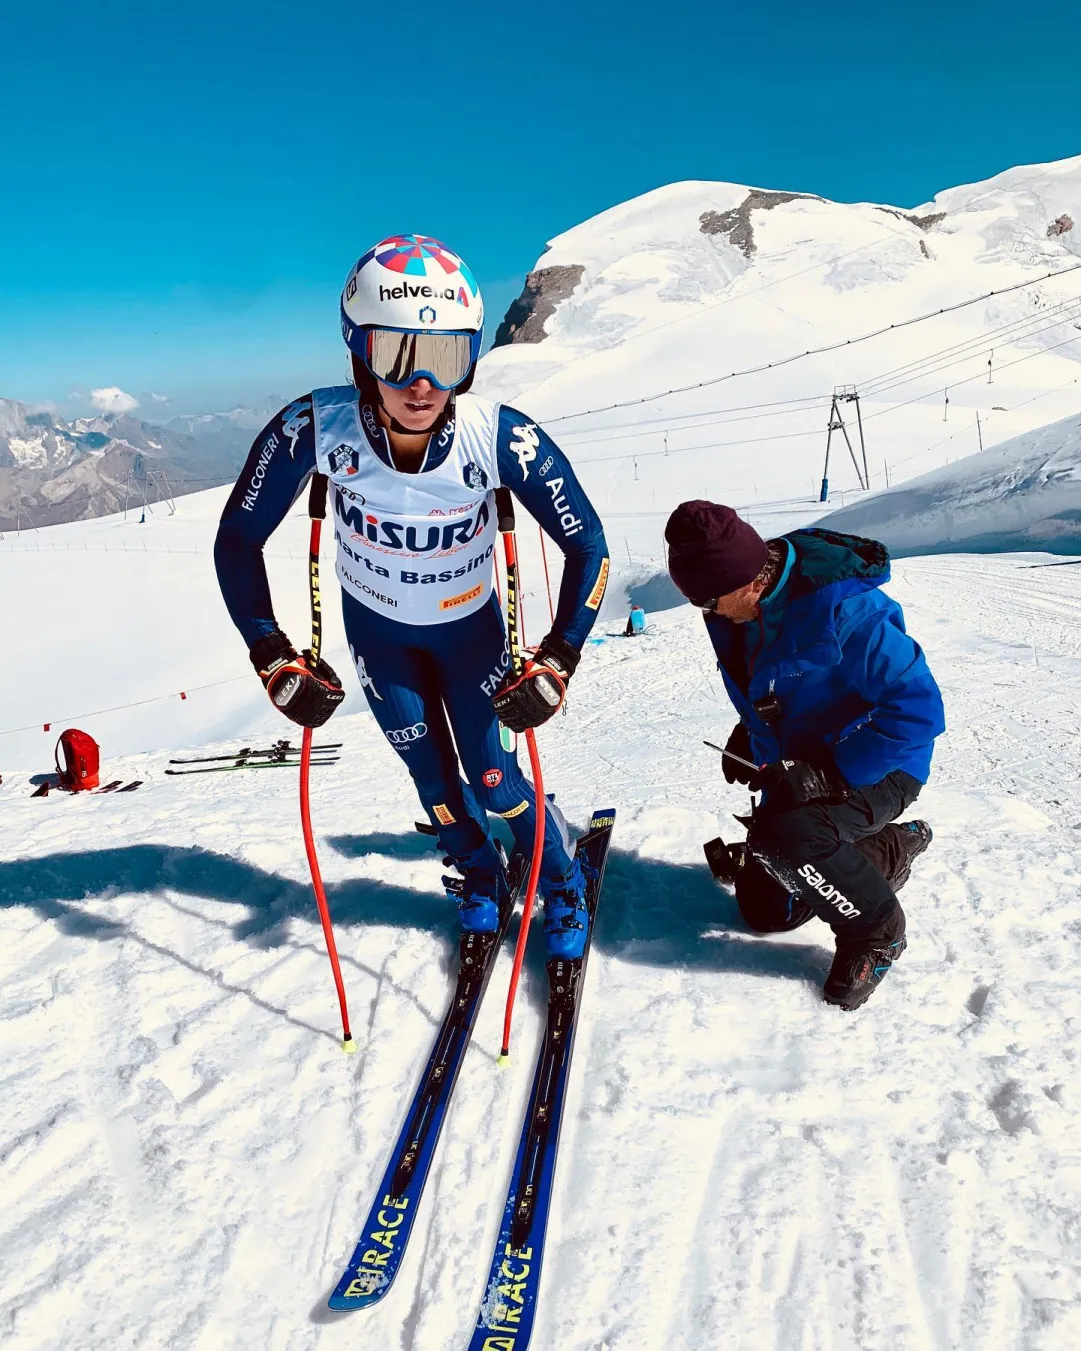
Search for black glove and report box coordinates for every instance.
[722,722,761,788]
[757,758,849,811]
[250,631,345,729]
[491,633,580,734]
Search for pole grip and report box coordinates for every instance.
[308,472,329,521]
[495,487,515,534]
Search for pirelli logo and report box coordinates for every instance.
[499,799,530,820]
[440,583,484,611]
[433,804,456,825]
[585,557,610,610]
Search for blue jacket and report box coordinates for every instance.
[704,529,945,787]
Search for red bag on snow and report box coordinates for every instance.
[55,728,100,791]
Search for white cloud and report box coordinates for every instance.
[90,387,140,414]
[151,392,169,404]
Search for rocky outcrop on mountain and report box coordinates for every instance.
[492,265,585,346]
[0,399,259,532]
[699,189,820,257]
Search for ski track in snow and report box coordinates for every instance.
[2,555,1080,1350]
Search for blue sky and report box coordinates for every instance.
[2,0,1078,416]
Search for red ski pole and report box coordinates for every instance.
[495,490,545,1065]
[300,473,355,1054]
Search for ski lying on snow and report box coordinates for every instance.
[327,848,529,1311]
[164,757,339,776]
[468,807,615,1351]
[168,741,342,765]
[31,779,144,797]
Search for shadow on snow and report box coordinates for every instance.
[0,827,830,993]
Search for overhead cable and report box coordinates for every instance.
[544,262,1081,425]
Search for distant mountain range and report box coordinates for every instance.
[0,398,285,532]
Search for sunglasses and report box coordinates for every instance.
[689,596,719,614]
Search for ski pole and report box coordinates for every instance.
[703,738,764,774]
[496,488,546,1065]
[300,473,356,1054]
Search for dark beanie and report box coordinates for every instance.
[665,500,768,603]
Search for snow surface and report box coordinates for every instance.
[2,490,1080,1350]
[817,410,1081,556]
[4,154,1081,1349]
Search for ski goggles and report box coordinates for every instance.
[364,328,480,391]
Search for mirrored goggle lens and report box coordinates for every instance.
[366,329,473,390]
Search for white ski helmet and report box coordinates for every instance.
[340,234,484,391]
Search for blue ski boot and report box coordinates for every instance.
[543,856,592,961]
[444,865,509,936]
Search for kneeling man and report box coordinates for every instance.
[665,501,946,1010]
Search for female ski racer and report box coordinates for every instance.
[214,235,610,960]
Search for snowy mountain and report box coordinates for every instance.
[3,157,1081,1349]
[477,154,1081,568]
[0,398,269,531]
[817,409,1081,555]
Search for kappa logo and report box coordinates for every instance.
[386,722,427,746]
[351,648,383,702]
[509,423,540,479]
[798,863,862,918]
[280,399,312,459]
[483,768,503,787]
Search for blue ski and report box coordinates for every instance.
[328,849,527,1310]
[467,808,616,1351]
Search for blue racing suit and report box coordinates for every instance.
[214,388,609,892]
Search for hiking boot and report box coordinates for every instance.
[899,819,932,853]
[857,819,933,891]
[891,820,933,889]
[543,856,592,961]
[823,935,907,1011]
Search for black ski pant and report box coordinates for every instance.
[740,770,922,945]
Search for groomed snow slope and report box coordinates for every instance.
[2,493,1080,1349]
[817,410,1081,555]
[477,156,1081,566]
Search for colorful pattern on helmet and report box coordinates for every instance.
[365,234,479,297]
